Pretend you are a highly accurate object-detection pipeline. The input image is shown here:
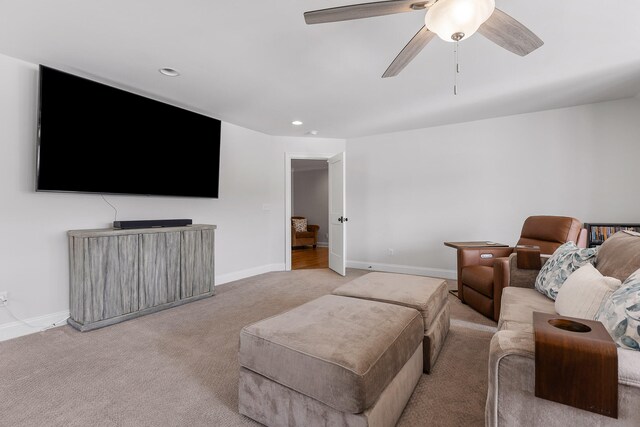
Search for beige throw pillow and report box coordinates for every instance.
[554,264,621,319]
[292,218,307,233]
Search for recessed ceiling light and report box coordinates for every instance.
[291,120,303,126]
[159,67,180,77]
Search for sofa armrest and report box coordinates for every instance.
[490,331,640,387]
[619,348,640,388]
[508,253,551,289]
[486,329,535,427]
[487,330,640,427]
[493,257,510,321]
[307,224,320,233]
[458,247,515,269]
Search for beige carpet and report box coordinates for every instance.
[0,269,496,426]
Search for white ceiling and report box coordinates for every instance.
[1,0,639,138]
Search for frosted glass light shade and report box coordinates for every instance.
[425,0,495,42]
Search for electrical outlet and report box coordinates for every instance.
[0,291,8,305]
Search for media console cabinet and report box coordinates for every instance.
[67,224,216,331]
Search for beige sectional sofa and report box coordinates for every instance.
[487,232,640,426]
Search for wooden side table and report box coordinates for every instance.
[514,245,541,270]
[534,312,618,418]
[443,241,509,249]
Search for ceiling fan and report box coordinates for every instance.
[304,0,543,78]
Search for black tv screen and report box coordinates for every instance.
[36,66,221,198]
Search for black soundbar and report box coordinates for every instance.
[113,219,193,229]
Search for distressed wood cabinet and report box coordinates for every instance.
[68,224,215,331]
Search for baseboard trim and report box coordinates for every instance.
[0,309,70,342]
[0,263,287,342]
[216,263,286,286]
[316,242,328,247]
[346,260,456,280]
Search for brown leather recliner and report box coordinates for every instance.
[291,216,319,248]
[458,216,587,321]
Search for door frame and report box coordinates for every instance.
[285,152,337,271]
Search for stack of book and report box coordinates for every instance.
[586,223,640,247]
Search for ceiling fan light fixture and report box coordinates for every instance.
[425,0,495,42]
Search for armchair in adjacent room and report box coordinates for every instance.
[291,216,319,248]
[457,216,587,321]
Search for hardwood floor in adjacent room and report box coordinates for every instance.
[292,246,328,270]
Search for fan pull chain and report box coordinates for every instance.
[453,41,460,95]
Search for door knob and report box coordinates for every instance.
[338,217,349,223]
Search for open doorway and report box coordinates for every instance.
[285,152,346,275]
[291,159,329,270]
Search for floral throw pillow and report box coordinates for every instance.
[596,267,640,351]
[292,218,307,233]
[534,241,599,300]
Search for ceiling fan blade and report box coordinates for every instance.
[382,25,435,78]
[478,8,543,56]
[304,0,421,25]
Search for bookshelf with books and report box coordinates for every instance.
[585,223,640,247]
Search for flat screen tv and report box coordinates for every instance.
[36,65,221,198]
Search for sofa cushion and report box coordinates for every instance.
[555,264,621,320]
[461,265,494,297]
[596,231,640,282]
[295,231,314,238]
[596,267,640,351]
[239,295,424,413]
[498,287,555,333]
[535,241,598,300]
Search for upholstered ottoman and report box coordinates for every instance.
[239,295,424,427]
[333,272,450,373]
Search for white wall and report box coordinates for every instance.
[279,137,345,155]
[346,97,640,277]
[292,166,329,244]
[6,45,639,338]
[0,53,345,339]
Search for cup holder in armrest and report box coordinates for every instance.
[548,318,592,333]
[534,312,617,418]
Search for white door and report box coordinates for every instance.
[328,152,347,276]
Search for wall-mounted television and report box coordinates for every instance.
[36,65,221,198]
